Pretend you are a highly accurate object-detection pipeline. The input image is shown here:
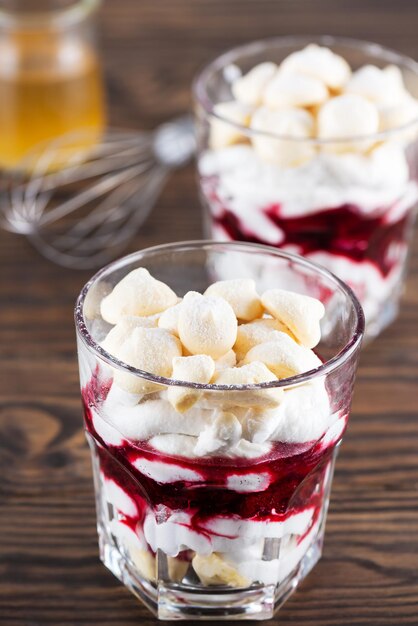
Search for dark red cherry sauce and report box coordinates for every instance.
[203,175,414,277]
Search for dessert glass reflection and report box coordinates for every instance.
[75,241,364,620]
[193,36,418,341]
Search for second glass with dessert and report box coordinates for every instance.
[194,36,418,340]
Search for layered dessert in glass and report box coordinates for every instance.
[75,241,364,620]
[194,37,418,339]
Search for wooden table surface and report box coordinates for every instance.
[1,1,418,624]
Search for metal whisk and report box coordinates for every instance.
[0,116,196,269]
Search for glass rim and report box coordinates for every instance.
[75,240,365,391]
[192,35,418,145]
[0,0,101,29]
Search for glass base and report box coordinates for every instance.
[98,525,322,620]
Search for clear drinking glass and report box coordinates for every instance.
[193,36,418,341]
[0,0,106,170]
[75,240,364,620]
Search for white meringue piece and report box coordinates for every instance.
[113,327,182,394]
[194,411,242,455]
[214,349,237,371]
[263,72,328,108]
[211,362,283,408]
[232,62,277,106]
[383,64,405,90]
[251,106,316,167]
[83,280,112,320]
[126,547,156,581]
[242,333,322,379]
[317,94,379,152]
[214,361,275,386]
[261,289,325,349]
[210,101,252,149]
[100,267,178,324]
[279,44,351,90]
[204,278,263,321]
[148,432,272,459]
[125,546,188,583]
[234,318,296,361]
[345,64,406,107]
[158,301,182,336]
[168,556,190,583]
[178,291,238,359]
[379,94,418,138]
[192,552,250,587]
[109,524,156,581]
[167,355,215,412]
[101,315,159,355]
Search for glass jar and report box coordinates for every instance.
[0,0,106,169]
[193,36,418,341]
[75,241,364,620]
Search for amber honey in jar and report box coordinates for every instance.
[0,0,106,170]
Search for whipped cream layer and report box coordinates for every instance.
[200,142,416,222]
[96,376,334,458]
